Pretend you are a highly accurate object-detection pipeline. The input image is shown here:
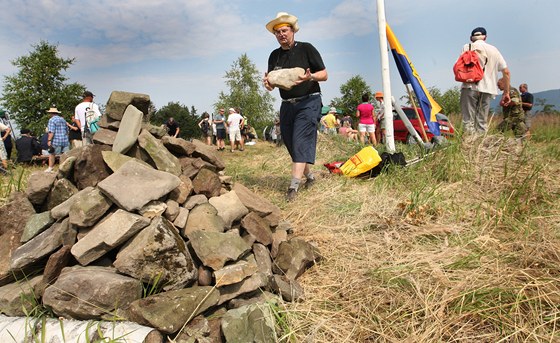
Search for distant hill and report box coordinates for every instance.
[491,88,560,113]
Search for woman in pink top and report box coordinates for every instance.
[356,93,377,145]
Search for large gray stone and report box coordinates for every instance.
[233,182,281,218]
[213,254,258,287]
[188,230,251,271]
[72,144,113,189]
[218,272,269,305]
[10,221,68,270]
[270,275,305,302]
[184,194,208,210]
[208,190,249,229]
[241,211,273,246]
[190,139,226,171]
[168,175,193,205]
[112,105,144,154]
[252,243,273,278]
[192,168,222,198]
[97,159,181,211]
[20,211,54,243]
[105,90,151,121]
[272,238,322,280]
[42,266,142,320]
[172,207,189,229]
[101,150,150,172]
[183,203,226,237]
[26,171,57,205]
[267,67,305,90]
[127,286,219,335]
[92,127,118,146]
[68,187,112,228]
[221,303,277,343]
[137,129,181,176]
[50,186,92,220]
[114,217,198,290]
[71,209,150,266]
[46,178,79,210]
[0,275,43,316]
[0,193,36,286]
[160,136,196,156]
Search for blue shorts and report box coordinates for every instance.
[51,145,69,155]
[280,94,322,164]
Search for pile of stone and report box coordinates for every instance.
[0,91,321,343]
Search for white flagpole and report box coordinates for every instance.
[376,0,395,153]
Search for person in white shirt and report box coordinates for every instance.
[226,108,245,152]
[460,27,510,134]
[74,91,102,145]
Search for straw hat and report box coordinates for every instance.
[266,12,299,34]
[47,107,61,114]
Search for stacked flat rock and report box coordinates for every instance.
[0,91,321,343]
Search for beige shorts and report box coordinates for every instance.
[229,128,242,142]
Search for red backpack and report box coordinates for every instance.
[453,44,485,83]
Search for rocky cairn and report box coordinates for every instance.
[0,91,321,343]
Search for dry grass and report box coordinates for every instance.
[222,127,560,342]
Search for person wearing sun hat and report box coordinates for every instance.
[45,107,69,172]
[459,26,510,134]
[263,12,328,202]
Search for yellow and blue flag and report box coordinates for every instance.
[386,24,442,135]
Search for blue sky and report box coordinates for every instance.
[0,0,557,117]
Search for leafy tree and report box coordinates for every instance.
[431,86,461,115]
[400,86,460,115]
[215,54,275,130]
[331,75,371,116]
[1,41,85,135]
[151,101,200,139]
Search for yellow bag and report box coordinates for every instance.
[340,146,382,177]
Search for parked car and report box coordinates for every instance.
[392,107,455,144]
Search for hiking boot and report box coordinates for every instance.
[303,178,315,189]
[285,188,298,202]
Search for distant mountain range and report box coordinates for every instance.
[491,88,560,113]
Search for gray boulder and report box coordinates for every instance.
[233,182,281,218]
[0,275,43,316]
[71,209,150,266]
[214,254,258,287]
[50,186,92,220]
[137,129,181,176]
[208,190,249,229]
[101,150,150,172]
[160,136,196,156]
[241,211,273,246]
[68,187,112,228]
[46,178,79,210]
[20,211,54,243]
[221,303,277,343]
[190,139,226,170]
[218,272,269,305]
[114,217,198,290]
[43,266,142,320]
[105,90,150,121]
[273,238,322,280]
[26,171,57,205]
[0,193,36,286]
[92,127,118,146]
[97,159,181,211]
[72,144,113,189]
[112,104,144,154]
[188,230,251,270]
[183,203,225,237]
[127,286,219,335]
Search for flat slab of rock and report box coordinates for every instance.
[98,159,181,211]
[26,171,57,205]
[105,90,150,121]
[183,203,226,237]
[221,303,276,343]
[214,254,258,287]
[208,191,249,229]
[112,105,144,154]
[42,266,142,320]
[0,275,42,316]
[127,286,219,334]
[273,238,322,280]
[233,183,281,217]
[71,209,150,266]
[189,230,251,270]
[68,187,112,228]
[137,129,181,176]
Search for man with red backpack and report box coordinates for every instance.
[459,27,510,134]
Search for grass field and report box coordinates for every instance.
[1,115,559,342]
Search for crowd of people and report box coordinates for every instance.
[0,91,102,173]
[318,90,385,146]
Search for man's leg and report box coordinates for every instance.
[461,88,478,134]
[475,93,492,133]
